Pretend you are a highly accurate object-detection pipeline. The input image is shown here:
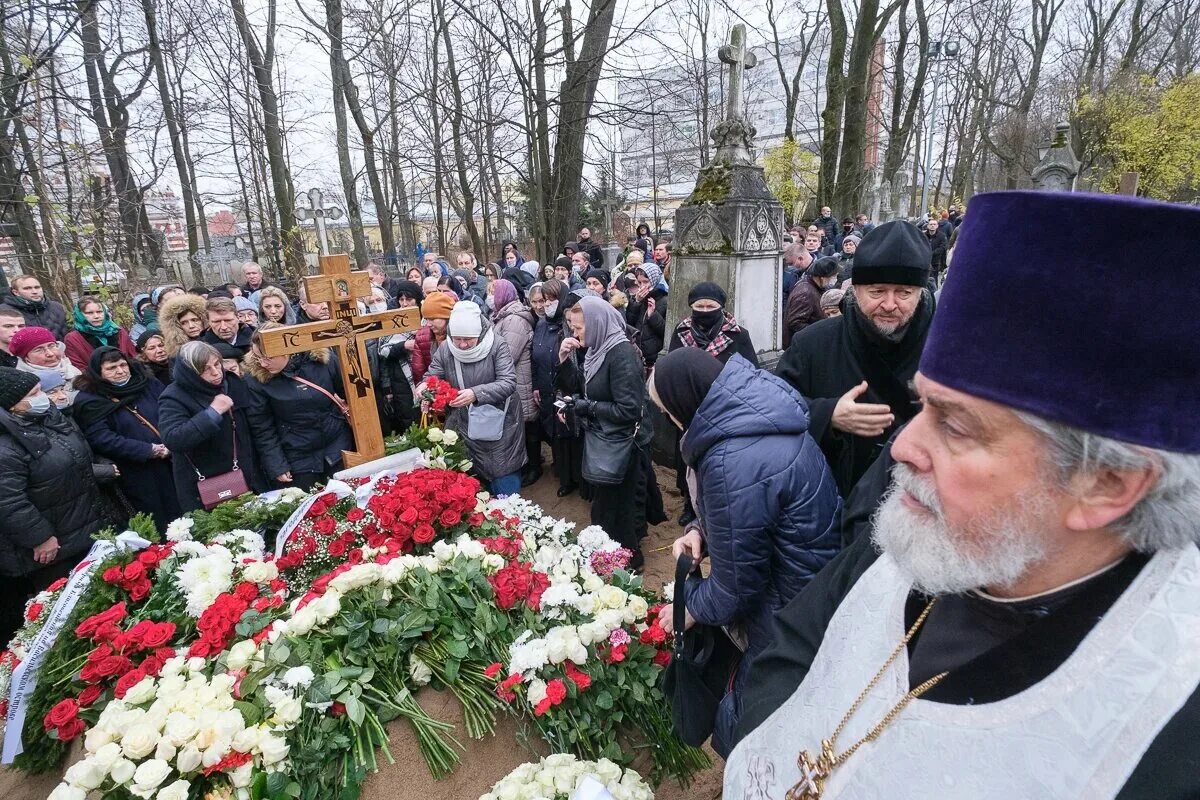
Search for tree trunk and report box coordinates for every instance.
[819,0,848,208]
[323,0,369,266]
[435,0,484,258]
[549,0,618,248]
[230,0,305,282]
[141,0,204,285]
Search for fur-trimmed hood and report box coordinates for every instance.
[241,346,332,383]
[158,293,208,356]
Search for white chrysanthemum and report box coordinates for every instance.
[282,665,314,689]
[164,517,194,542]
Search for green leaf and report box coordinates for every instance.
[595,690,614,710]
[444,639,469,659]
[344,694,365,726]
[444,658,459,683]
[235,700,262,726]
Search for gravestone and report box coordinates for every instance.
[668,24,786,362]
[1031,122,1080,192]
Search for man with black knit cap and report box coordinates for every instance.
[777,220,935,496]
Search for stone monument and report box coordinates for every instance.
[1031,122,1080,192]
[668,24,786,359]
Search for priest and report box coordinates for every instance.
[724,191,1200,800]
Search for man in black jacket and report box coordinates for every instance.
[777,221,934,496]
[201,297,255,357]
[576,227,604,270]
[3,275,67,340]
[813,205,839,245]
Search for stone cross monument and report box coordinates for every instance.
[1031,122,1080,192]
[294,188,345,256]
[668,23,786,360]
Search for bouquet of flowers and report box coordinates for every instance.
[479,754,653,800]
[419,375,459,424]
[385,424,472,472]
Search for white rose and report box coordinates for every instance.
[426,427,443,443]
[131,758,171,793]
[163,711,198,747]
[84,725,118,752]
[120,724,159,760]
[226,639,258,671]
[89,741,122,769]
[626,596,649,622]
[282,665,315,689]
[176,745,202,773]
[154,738,177,762]
[241,560,278,584]
[123,675,157,706]
[47,786,86,800]
[63,759,107,790]
[598,586,627,609]
[108,757,136,785]
[158,779,191,800]
[233,725,262,753]
[230,761,255,787]
[442,429,458,445]
[286,606,317,636]
[258,733,290,765]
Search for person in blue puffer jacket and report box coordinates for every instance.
[648,348,842,757]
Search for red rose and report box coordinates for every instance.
[330,702,346,717]
[24,602,43,622]
[653,650,671,667]
[114,668,146,699]
[438,509,462,527]
[313,517,337,536]
[101,566,122,584]
[122,560,147,582]
[327,539,347,558]
[468,513,485,527]
[129,579,151,603]
[77,685,102,707]
[44,698,79,729]
[96,655,133,679]
[399,507,419,526]
[137,550,160,566]
[75,602,127,638]
[413,524,436,544]
[56,718,86,742]
[346,507,365,523]
[140,622,175,650]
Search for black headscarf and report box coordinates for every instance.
[73,346,151,429]
[172,351,226,401]
[651,348,724,431]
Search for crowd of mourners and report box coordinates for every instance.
[0,207,961,753]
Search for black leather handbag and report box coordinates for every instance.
[660,553,742,747]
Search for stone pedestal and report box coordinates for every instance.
[668,161,786,358]
[602,241,623,271]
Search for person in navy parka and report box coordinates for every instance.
[648,348,842,757]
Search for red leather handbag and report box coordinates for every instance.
[189,416,250,510]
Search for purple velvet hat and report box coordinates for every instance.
[920,190,1200,454]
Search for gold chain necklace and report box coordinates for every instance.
[785,599,948,800]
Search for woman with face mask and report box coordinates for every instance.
[0,367,112,643]
[491,279,540,486]
[158,340,269,512]
[666,282,759,526]
[73,347,181,530]
[531,280,579,496]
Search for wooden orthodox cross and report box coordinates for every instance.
[256,253,420,467]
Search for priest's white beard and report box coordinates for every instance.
[872,463,1056,596]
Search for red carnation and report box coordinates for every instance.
[24,602,43,622]
[564,662,591,691]
[484,662,503,679]
[47,577,68,592]
[545,678,567,705]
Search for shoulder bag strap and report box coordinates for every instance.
[672,554,693,654]
[290,375,350,418]
[184,407,239,480]
[122,403,162,439]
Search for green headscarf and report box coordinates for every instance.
[73,301,121,344]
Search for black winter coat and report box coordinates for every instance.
[76,380,182,530]
[158,372,269,512]
[776,292,933,496]
[624,287,667,367]
[531,315,567,437]
[561,340,653,450]
[243,350,353,479]
[924,229,948,272]
[0,409,106,576]
[202,325,256,357]
[2,295,67,340]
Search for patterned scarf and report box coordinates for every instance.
[677,312,741,358]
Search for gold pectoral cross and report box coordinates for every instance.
[786,740,834,800]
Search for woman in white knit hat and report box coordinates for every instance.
[421,301,526,495]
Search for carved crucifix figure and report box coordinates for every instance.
[257,254,419,467]
[718,24,757,122]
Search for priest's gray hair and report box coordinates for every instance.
[1017,412,1200,552]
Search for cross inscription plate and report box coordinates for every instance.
[257,253,419,467]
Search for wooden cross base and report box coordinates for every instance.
[257,254,420,466]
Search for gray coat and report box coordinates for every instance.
[428,324,526,480]
[492,301,536,421]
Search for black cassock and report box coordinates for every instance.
[734,535,1200,800]
[775,291,933,497]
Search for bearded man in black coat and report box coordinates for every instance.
[776,221,934,497]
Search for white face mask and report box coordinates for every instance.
[544,300,559,317]
[369,302,387,314]
[24,393,51,416]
